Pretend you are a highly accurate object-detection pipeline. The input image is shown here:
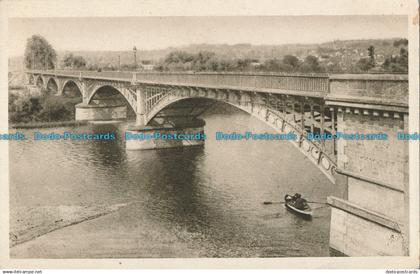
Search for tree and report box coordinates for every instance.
[325,62,343,73]
[9,95,42,123]
[63,53,74,68]
[282,55,300,71]
[192,51,216,71]
[37,96,72,122]
[262,58,283,72]
[164,51,194,64]
[368,45,375,65]
[299,55,323,72]
[382,47,408,73]
[231,58,253,71]
[356,57,375,72]
[24,35,57,70]
[354,46,376,72]
[72,56,87,68]
[393,38,408,48]
[399,47,408,67]
[62,53,87,69]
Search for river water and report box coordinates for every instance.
[10,105,344,258]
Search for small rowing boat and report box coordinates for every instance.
[284,194,312,217]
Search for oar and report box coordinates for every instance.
[263,201,326,205]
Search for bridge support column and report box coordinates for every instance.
[39,75,48,91]
[55,78,64,96]
[25,73,31,85]
[126,118,205,150]
[135,87,146,127]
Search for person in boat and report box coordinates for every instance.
[293,193,301,200]
[292,193,308,210]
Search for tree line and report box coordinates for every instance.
[153,51,326,73]
[23,35,408,74]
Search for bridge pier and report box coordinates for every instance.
[126,118,205,150]
[75,103,127,121]
[135,87,146,127]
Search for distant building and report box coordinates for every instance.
[140,64,155,71]
[250,62,261,68]
[319,55,330,61]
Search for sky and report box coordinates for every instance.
[8,15,407,57]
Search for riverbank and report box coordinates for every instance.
[10,203,129,248]
[10,120,88,129]
[10,202,205,258]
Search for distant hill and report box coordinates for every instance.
[9,38,406,72]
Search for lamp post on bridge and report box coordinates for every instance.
[133,46,137,71]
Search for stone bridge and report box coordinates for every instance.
[25,69,409,257]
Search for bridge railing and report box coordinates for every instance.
[133,72,330,93]
[28,70,330,94]
[82,71,133,79]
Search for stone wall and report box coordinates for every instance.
[327,74,409,256]
[329,198,405,256]
[337,112,407,189]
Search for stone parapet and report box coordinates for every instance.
[327,74,408,111]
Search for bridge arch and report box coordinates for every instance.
[35,75,44,87]
[146,94,336,183]
[87,84,137,113]
[28,74,36,85]
[147,96,286,130]
[61,79,83,97]
[45,77,59,94]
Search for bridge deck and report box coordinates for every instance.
[27,70,409,107]
[28,70,331,97]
